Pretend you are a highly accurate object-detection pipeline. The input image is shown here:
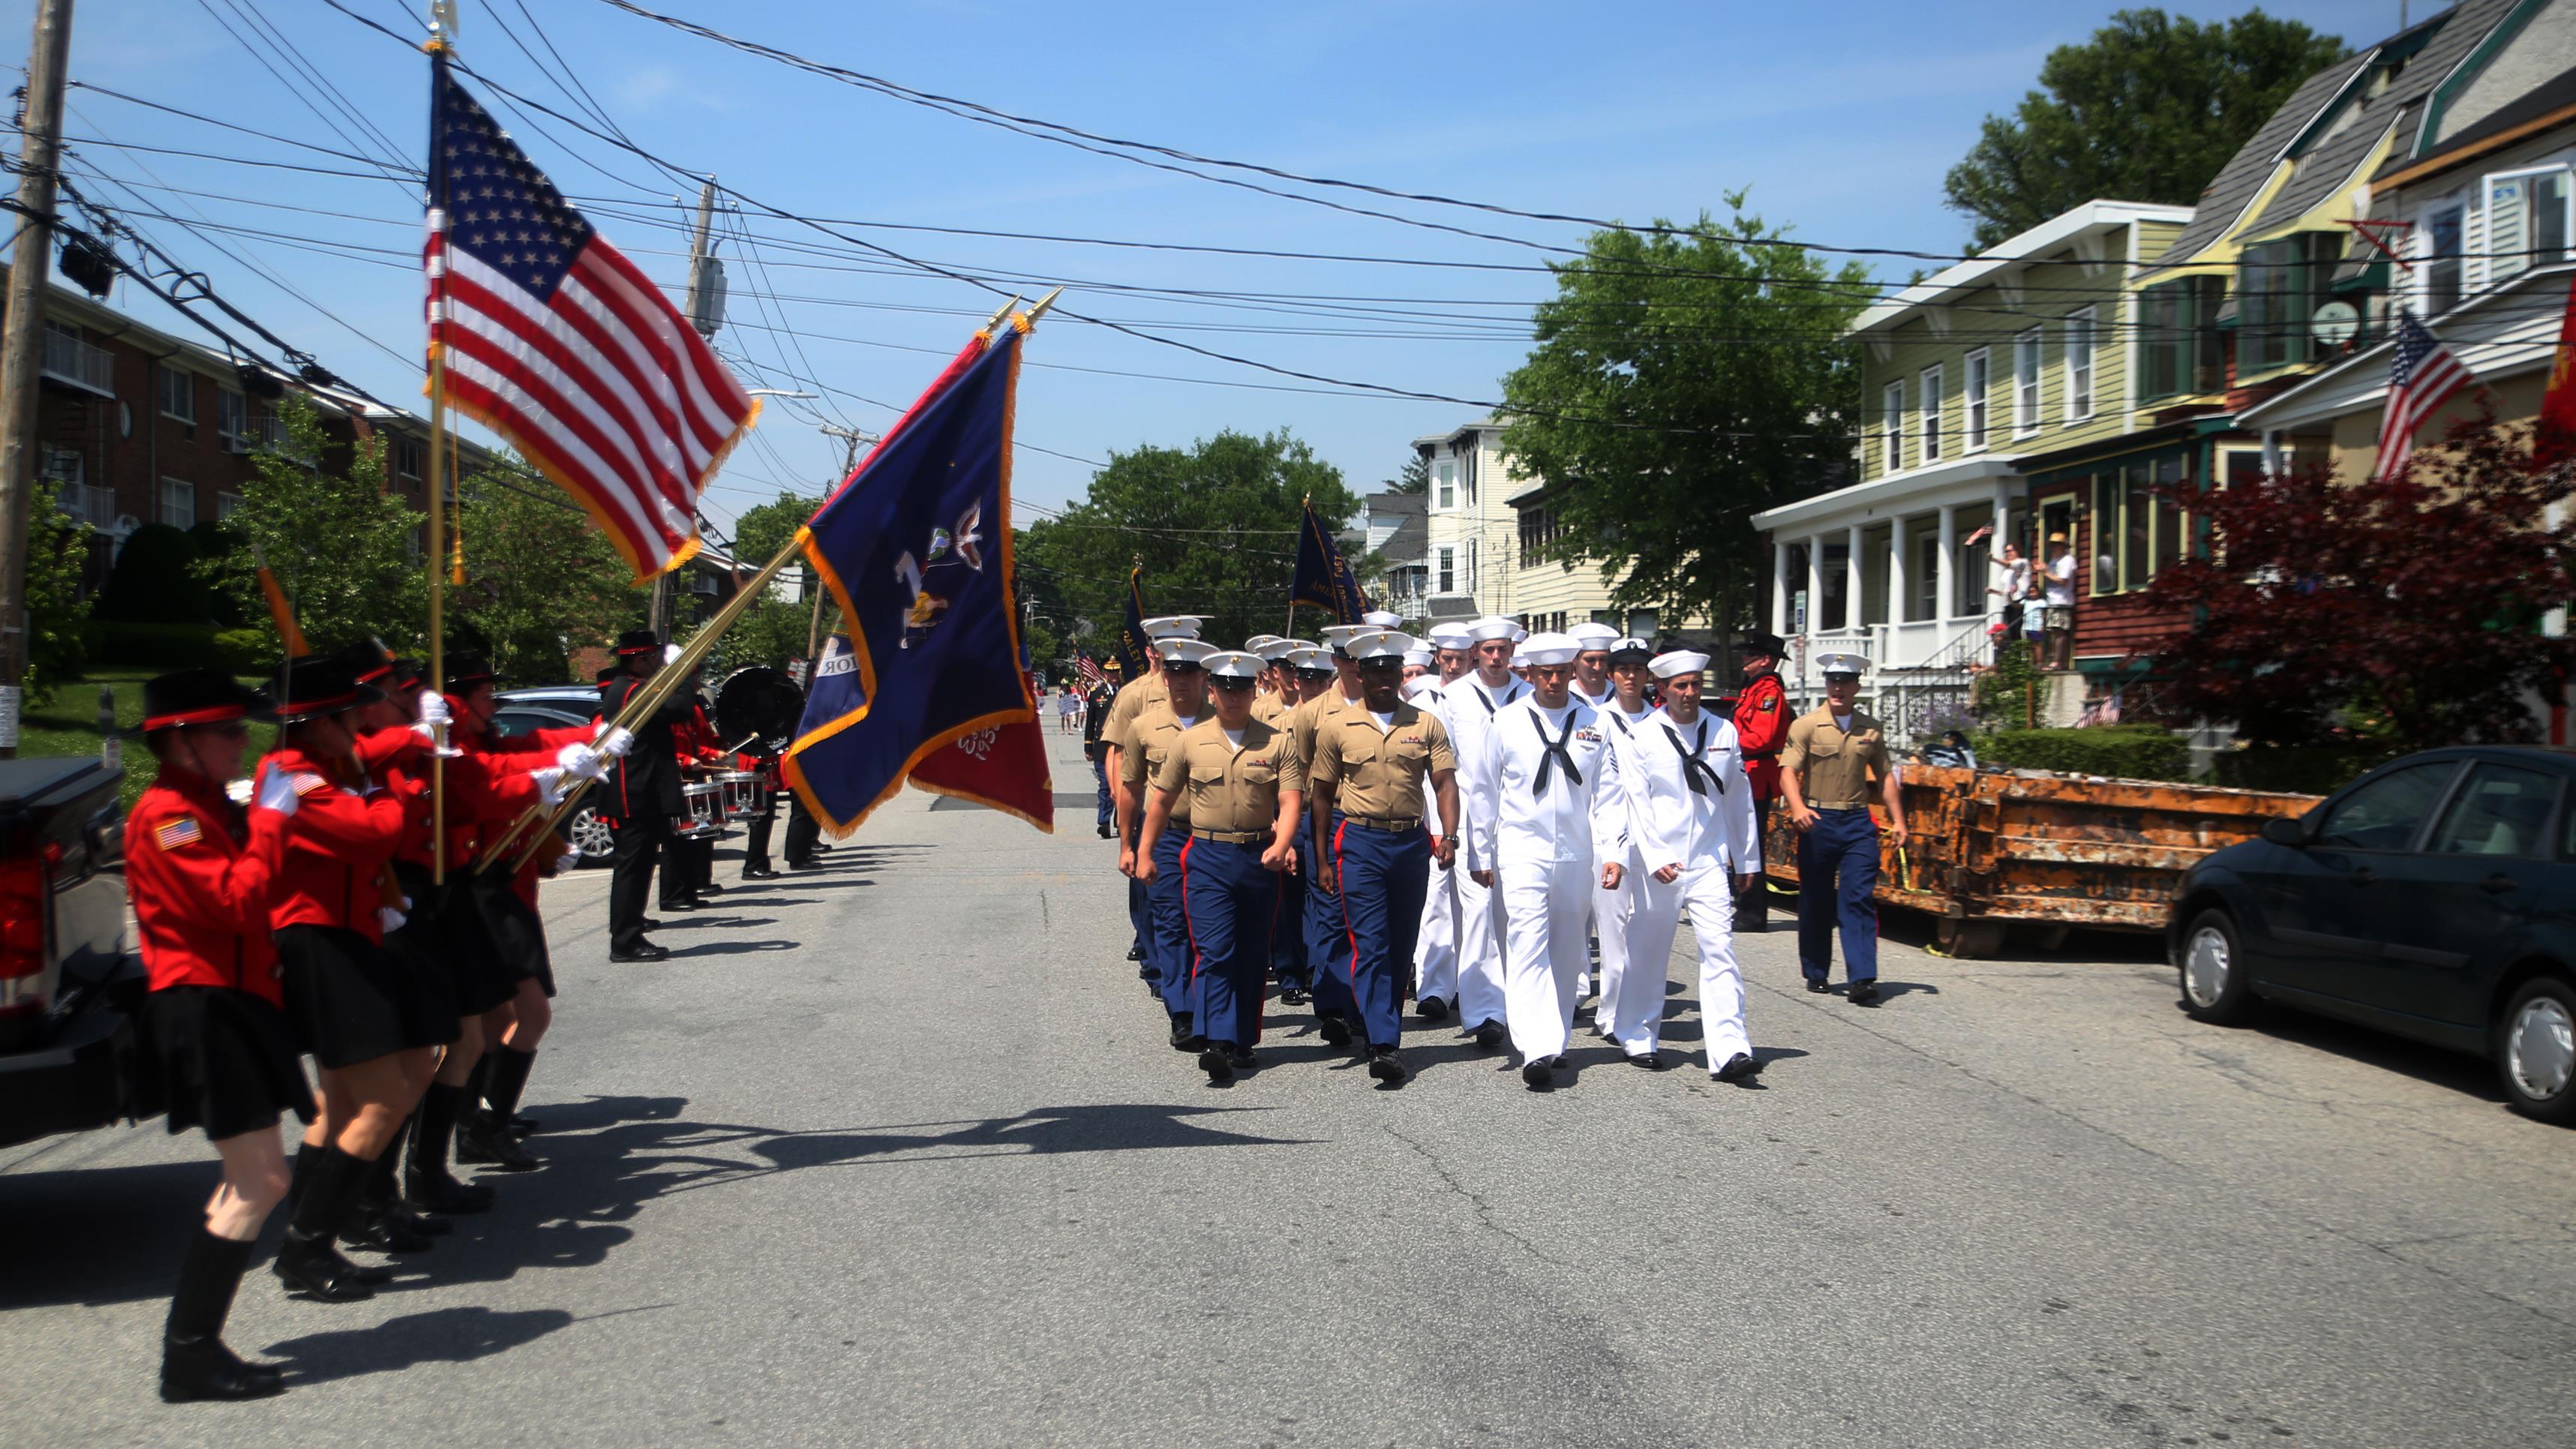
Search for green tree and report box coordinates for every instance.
[1013,429,1356,652]
[21,490,90,700]
[1944,8,2346,250]
[202,395,425,656]
[1498,204,1870,634]
[454,466,642,682]
[1385,452,1431,496]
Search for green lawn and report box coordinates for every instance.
[15,669,272,810]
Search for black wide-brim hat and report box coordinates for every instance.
[138,668,275,734]
[445,650,497,688]
[1738,630,1788,658]
[614,628,661,657]
[268,656,384,722]
[338,638,398,689]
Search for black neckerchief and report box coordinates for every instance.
[1470,676,1523,716]
[1530,706,1583,796]
[1663,718,1723,796]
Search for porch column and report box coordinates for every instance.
[1804,532,1824,638]
[1771,540,1791,634]
[1887,517,1910,630]
[1936,505,1959,622]
[1991,480,2011,558]
[1845,524,1865,633]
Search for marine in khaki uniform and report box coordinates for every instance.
[1136,651,1305,1084]
[1105,616,1201,967]
[1308,631,1459,1084]
[1290,627,1371,1045]
[1121,638,1215,1043]
[1778,652,1909,1006]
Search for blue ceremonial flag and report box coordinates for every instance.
[782,322,1052,834]
[1290,496,1368,622]
[1112,564,1150,677]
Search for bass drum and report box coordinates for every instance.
[715,665,806,752]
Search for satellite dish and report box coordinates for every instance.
[2311,300,2361,347]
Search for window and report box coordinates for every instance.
[2013,329,2041,434]
[394,434,425,482]
[2064,310,2094,420]
[2487,168,2571,285]
[1962,350,1989,452]
[2088,457,2190,595]
[1436,545,1455,594]
[2428,763,2562,858]
[2422,205,2464,315]
[157,364,196,425]
[158,478,196,530]
[1918,365,1944,464]
[1910,525,1941,622]
[1457,445,1476,506]
[2316,760,2460,852]
[2239,234,2339,374]
[1953,532,1986,617]
[1881,380,1904,472]
[2140,276,2225,400]
[216,388,247,451]
[1625,609,1657,638]
[216,491,245,520]
[1434,458,1455,512]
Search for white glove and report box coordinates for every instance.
[253,763,302,818]
[663,644,683,666]
[224,778,254,807]
[378,904,408,934]
[417,691,452,728]
[596,726,635,758]
[530,766,567,807]
[556,742,608,782]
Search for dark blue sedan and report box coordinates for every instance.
[2167,746,2576,1124]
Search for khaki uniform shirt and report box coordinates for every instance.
[1308,703,1455,824]
[1103,672,1169,754]
[1780,706,1892,810]
[1121,703,1208,828]
[1152,718,1303,836]
[1250,692,1290,728]
[1289,687,1365,772]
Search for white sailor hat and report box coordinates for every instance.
[1242,633,1285,653]
[1817,652,1869,677]
[1403,644,1434,668]
[1649,650,1710,680]
[1251,636,1300,662]
[1608,636,1654,665]
[1569,622,1620,650]
[1360,609,1403,628]
[1467,615,1519,643]
[1141,615,1205,640]
[1319,624,1368,656]
[1516,632,1580,668]
[1427,622,1473,652]
[1156,638,1217,668]
[1286,645,1335,674]
[1348,630,1415,665]
[1203,650,1262,685]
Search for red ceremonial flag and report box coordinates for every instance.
[425,50,756,580]
[2535,272,2576,470]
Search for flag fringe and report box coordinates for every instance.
[783,704,1037,838]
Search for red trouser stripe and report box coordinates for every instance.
[1335,820,1359,987]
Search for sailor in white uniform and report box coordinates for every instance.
[1586,637,1658,1042]
[1404,623,1475,1018]
[1437,616,1528,1042]
[1616,649,1764,1080]
[1567,621,1620,708]
[1466,632,1621,1090]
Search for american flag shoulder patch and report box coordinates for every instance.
[154,817,203,850]
[291,772,331,796]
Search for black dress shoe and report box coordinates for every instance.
[1168,1016,1199,1051]
[698,881,724,896]
[742,866,779,880]
[1126,944,1145,962]
[160,1335,287,1402]
[658,898,698,914]
[1848,980,1882,1006]
[813,842,836,854]
[1520,1058,1554,1090]
[340,1199,434,1253]
[636,917,665,931]
[272,1228,384,1300]
[1227,1046,1256,1070]
[1625,1050,1664,1070]
[1317,1014,1353,1049]
[1715,1052,1765,1083]
[1367,1048,1407,1084]
[1473,1020,1505,1050]
[611,941,671,963]
[785,856,817,870]
[386,1197,452,1234]
[1416,995,1449,1022]
[1805,979,1831,994]
[405,1168,493,1216]
[456,1118,539,1172]
[1277,985,1308,1006]
[1097,822,1113,839]
[1197,1046,1234,1083]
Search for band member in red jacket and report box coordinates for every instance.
[260,654,425,1305]
[128,670,303,1401]
[1729,630,1791,931]
[667,684,725,909]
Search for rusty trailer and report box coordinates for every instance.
[1761,765,2321,957]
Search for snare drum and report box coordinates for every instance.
[710,770,761,820]
[676,781,723,838]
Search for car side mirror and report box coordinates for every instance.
[2261,815,2310,848]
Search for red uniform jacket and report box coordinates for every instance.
[459,714,596,904]
[1732,671,1789,802]
[125,768,291,1006]
[262,743,416,944]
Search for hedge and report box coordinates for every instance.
[85,620,275,674]
[2211,743,2404,796]
[1977,725,2190,782]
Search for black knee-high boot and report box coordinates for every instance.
[404,1083,495,1215]
[483,1046,538,1137]
[455,1054,536,1172]
[162,1227,284,1402]
[340,1116,435,1254]
[272,1144,391,1301]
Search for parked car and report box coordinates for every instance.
[491,689,611,868]
[2168,746,2576,1123]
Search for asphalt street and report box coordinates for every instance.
[5,727,2571,1447]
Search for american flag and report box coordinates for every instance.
[1075,653,1106,688]
[2373,310,2474,482]
[424,52,757,580]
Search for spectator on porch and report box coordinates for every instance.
[2043,533,2077,669]
[1990,542,2031,640]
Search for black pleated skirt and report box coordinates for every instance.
[147,986,316,1140]
[278,923,455,1068]
[467,872,556,999]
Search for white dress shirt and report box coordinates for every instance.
[1624,706,1761,877]
[1468,694,1621,872]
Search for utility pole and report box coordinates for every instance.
[655,177,721,644]
[0,0,74,758]
[806,425,870,664]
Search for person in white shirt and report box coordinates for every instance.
[1467,633,1622,1090]
[1615,650,1763,1079]
[1407,622,1477,1018]
[1437,616,1527,1040]
[1567,622,1620,708]
[2044,533,2076,669]
[1585,638,1658,1046]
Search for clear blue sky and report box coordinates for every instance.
[2,0,2381,543]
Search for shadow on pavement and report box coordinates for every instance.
[260,1304,581,1385]
[2184,1001,2508,1106]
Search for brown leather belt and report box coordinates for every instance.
[1341,814,1422,833]
[1190,828,1266,844]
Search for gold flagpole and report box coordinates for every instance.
[425,44,451,886]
